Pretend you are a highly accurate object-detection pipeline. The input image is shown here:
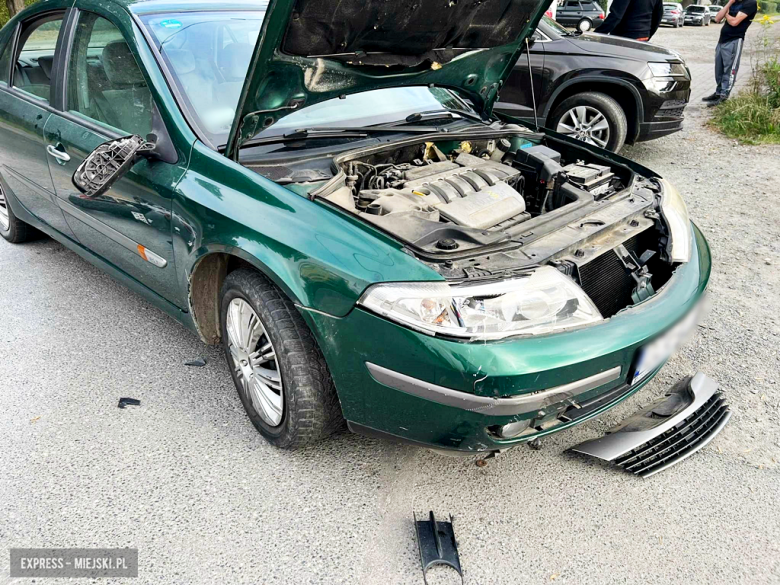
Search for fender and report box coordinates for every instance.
[542,74,645,124]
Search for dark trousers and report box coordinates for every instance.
[715,37,744,97]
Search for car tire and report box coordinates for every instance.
[549,91,628,152]
[0,183,34,244]
[673,20,679,28]
[577,18,593,32]
[220,269,343,449]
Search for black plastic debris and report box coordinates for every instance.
[184,358,207,367]
[414,511,463,584]
[118,397,141,409]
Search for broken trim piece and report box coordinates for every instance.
[414,511,463,585]
[570,372,731,478]
[366,362,622,416]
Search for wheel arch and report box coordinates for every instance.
[187,247,302,345]
[544,78,644,144]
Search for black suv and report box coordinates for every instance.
[555,0,606,32]
[494,18,691,152]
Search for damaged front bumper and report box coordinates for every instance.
[301,223,711,452]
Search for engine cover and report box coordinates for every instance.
[359,153,526,230]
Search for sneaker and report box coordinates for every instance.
[707,96,727,107]
[702,93,721,102]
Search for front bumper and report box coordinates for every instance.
[303,224,711,452]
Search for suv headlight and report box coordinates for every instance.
[647,62,688,92]
[659,178,692,263]
[648,62,688,77]
[358,266,603,340]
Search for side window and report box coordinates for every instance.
[13,16,64,102]
[66,13,153,137]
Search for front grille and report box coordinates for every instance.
[613,392,731,478]
[578,232,645,318]
[656,107,685,119]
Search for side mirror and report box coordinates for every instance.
[72,135,155,198]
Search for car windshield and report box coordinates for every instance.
[140,11,478,148]
[541,15,571,35]
[686,6,706,12]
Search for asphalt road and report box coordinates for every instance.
[2,24,780,585]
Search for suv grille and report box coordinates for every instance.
[613,392,731,478]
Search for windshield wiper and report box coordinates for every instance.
[404,109,487,125]
[241,124,449,148]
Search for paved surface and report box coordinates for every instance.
[2,24,780,585]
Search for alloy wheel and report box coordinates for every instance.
[0,183,9,231]
[556,105,611,148]
[226,298,284,427]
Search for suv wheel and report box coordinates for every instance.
[577,18,593,32]
[0,184,34,243]
[549,91,628,152]
[220,269,343,449]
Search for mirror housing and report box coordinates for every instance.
[72,135,155,198]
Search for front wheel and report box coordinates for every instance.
[220,269,343,449]
[549,91,628,152]
[577,18,593,32]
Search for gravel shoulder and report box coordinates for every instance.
[1,24,779,585]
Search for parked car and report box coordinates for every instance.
[554,0,606,32]
[495,18,692,152]
[684,4,711,25]
[708,4,723,21]
[661,2,685,27]
[0,0,711,455]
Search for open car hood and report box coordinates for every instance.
[225,0,549,158]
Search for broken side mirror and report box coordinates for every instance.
[72,135,155,198]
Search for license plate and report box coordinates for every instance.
[631,305,701,385]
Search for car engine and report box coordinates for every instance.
[351,152,528,230]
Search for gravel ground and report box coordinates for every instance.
[2,24,780,585]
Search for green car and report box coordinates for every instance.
[0,0,709,452]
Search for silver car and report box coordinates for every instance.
[662,2,684,27]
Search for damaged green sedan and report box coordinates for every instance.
[0,0,711,452]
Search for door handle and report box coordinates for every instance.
[46,144,71,163]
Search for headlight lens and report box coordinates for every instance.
[358,266,603,340]
[647,62,688,91]
[659,178,692,263]
[648,62,687,77]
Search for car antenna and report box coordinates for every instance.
[525,38,539,130]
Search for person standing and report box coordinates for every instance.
[595,0,664,41]
[703,0,758,106]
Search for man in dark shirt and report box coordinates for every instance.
[703,0,758,106]
[596,0,664,41]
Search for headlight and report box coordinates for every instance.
[648,62,687,77]
[647,62,688,92]
[358,266,603,340]
[659,178,692,263]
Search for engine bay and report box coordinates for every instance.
[306,131,676,317]
[319,134,633,256]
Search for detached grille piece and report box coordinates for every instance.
[613,391,730,477]
[570,373,732,478]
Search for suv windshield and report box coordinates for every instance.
[141,11,477,148]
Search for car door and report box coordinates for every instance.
[561,1,582,25]
[43,9,186,305]
[0,10,76,238]
[493,31,545,121]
